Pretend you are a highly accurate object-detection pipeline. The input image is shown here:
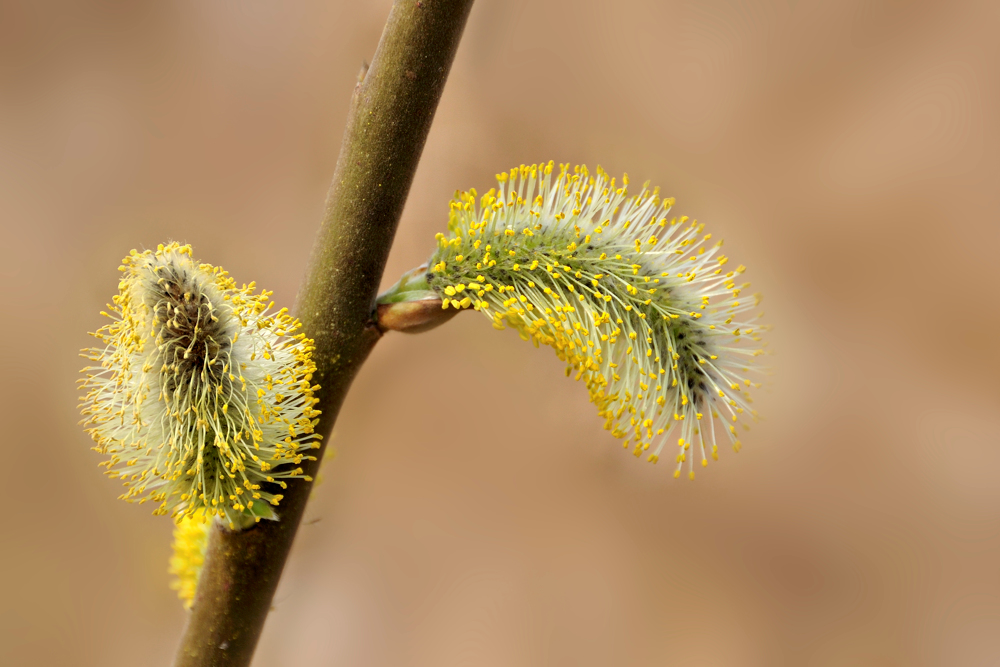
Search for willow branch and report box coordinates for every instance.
[172,1,475,665]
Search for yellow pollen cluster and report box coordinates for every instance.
[426,163,769,478]
[79,243,322,528]
[168,510,211,608]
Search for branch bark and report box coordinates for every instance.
[172,1,475,665]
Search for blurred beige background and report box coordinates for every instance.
[2,0,999,665]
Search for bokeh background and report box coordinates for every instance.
[3,0,999,665]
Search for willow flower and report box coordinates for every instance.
[415,162,767,479]
[79,242,321,528]
[169,509,211,608]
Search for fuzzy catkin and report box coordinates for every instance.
[79,243,321,528]
[426,162,768,478]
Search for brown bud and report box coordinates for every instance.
[376,299,458,334]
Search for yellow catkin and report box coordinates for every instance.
[168,510,211,608]
[425,163,769,479]
[79,243,322,528]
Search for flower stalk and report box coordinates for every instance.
[171,1,475,665]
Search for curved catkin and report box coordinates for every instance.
[426,162,769,479]
[79,243,321,528]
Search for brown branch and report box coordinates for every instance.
[172,1,475,665]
